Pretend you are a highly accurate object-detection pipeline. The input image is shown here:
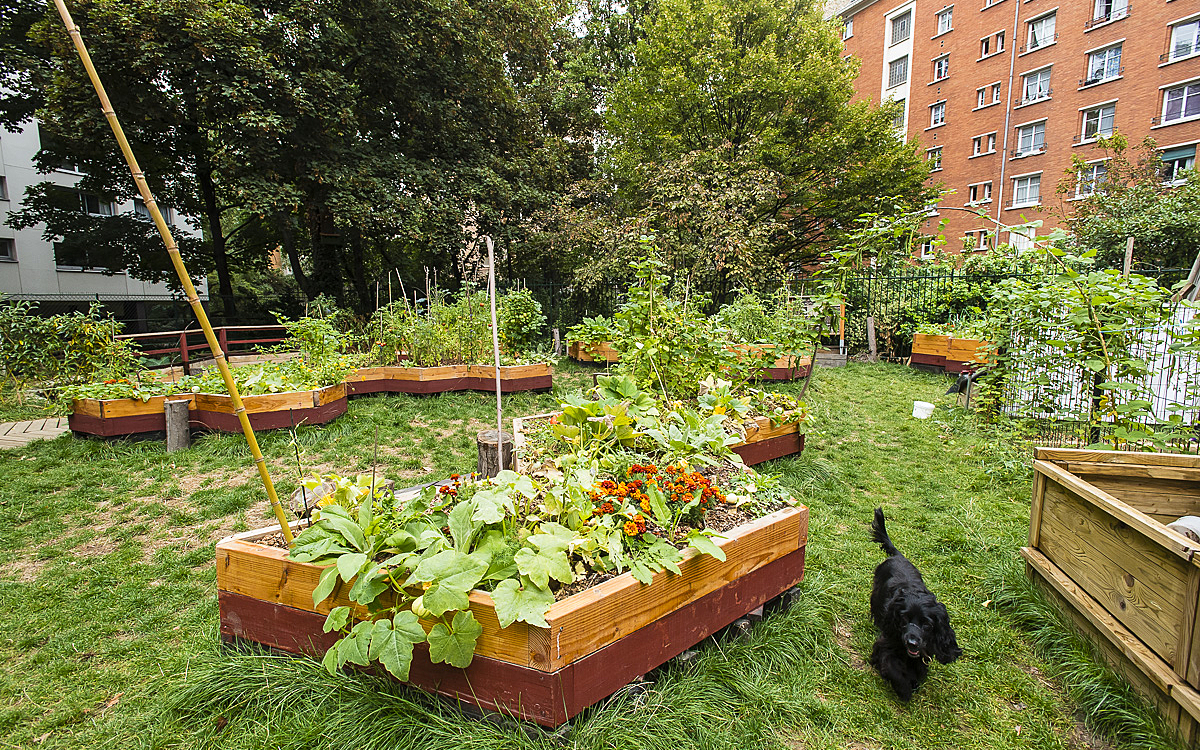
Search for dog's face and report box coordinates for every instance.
[897,595,961,664]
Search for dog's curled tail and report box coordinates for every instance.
[871,507,900,557]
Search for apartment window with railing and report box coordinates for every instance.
[1012,173,1041,207]
[891,11,912,45]
[1161,145,1196,183]
[1016,121,1046,155]
[1021,67,1052,104]
[930,100,946,127]
[1089,0,1128,27]
[888,56,909,89]
[1169,19,1200,63]
[1075,161,1108,197]
[1082,103,1116,140]
[1027,13,1056,52]
[933,55,950,81]
[1083,45,1121,86]
[927,147,943,171]
[937,8,953,35]
[1163,81,1200,124]
[80,192,114,216]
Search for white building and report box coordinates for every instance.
[0,121,206,324]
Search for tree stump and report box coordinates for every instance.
[476,429,514,478]
[164,398,191,453]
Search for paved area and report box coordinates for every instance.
[0,417,70,449]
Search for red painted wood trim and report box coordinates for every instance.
[346,375,552,396]
[910,353,947,367]
[733,433,804,466]
[218,545,806,727]
[68,412,166,437]
[189,398,347,432]
[760,364,811,381]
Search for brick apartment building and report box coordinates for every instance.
[831,0,1200,254]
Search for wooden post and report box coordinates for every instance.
[1123,236,1134,277]
[180,331,190,375]
[838,303,846,355]
[553,327,562,356]
[866,316,878,363]
[164,398,190,452]
[476,430,514,478]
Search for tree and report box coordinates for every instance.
[1057,133,1200,270]
[589,0,932,293]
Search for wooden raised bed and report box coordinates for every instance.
[911,334,951,372]
[512,412,804,469]
[69,383,347,437]
[567,341,620,364]
[727,344,812,381]
[1023,448,1200,747]
[345,363,552,396]
[945,337,993,374]
[216,504,808,726]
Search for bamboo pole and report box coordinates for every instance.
[486,236,504,472]
[51,0,294,544]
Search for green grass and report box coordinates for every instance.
[0,361,1176,749]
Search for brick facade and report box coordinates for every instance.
[835,0,1200,253]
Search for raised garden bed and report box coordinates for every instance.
[345,364,552,396]
[567,341,620,364]
[216,503,808,727]
[910,334,950,372]
[728,344,812,381]
[946,337,993,374]
[512,411,804,469]
[68,383,347,437]
[1023,448,1200,747]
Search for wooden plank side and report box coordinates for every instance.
[1038,481,1187,665]
[1023,547,1183,696]
[543,506,806,670]
[741,417,800,444]
[100,395,170,418]
[71,399,102,418]
[1083,477,1200,520]
[1180,566,1200,685]
[912,334,951,357]
[1035,460,1197,563]
[313,383,347,406]
[1037,448,1200,469]
[215,539,539,666]
[1029,469,1047,548]
[1064,463,1200,483]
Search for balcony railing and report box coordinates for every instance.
[1015,89,1053,106]
[1019,32,1058,54]
[1079,68,1122,87]
[1084,4,1129,29]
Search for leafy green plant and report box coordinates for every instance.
[498,289,546,353]
[0,300,141,390]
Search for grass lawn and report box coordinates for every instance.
[0,362,1173,749]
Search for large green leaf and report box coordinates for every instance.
[687,531,727,562]
[348,565,390,605]
[323,606,351,633]
[315,505,365,551]
[514,545,573,589]
[368,614,426,681]
[427,610,483,668]
[312,564,340,607]
[471,487,513,525]
[448,499,481,551]
[337,552,368,583]
[414,550,487,616]
[491,577,555,628]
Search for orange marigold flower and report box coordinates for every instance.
[623,521,639,536]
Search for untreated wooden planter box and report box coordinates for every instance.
[945,337,993,374]
[345,364,552,396]
[69,383,347,437]
[910,334,951,372]
[727,344,812,381]
[512,412,804,469]
[567,341,620,364]
[1024,448,1200,747]
[216,504,808,726]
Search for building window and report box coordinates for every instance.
[1171,20,1200,62]
[980,36,991,57]
[1021,68,1052,104]
[997,31,1005,52]
[1008,229,1035,252]
[927,147,943,171]
[930,101,946,127]
[1164,82,1200,123]
[937,8,953,35]
[888,56,909,89]
[966,230,995,251]
[1075,161,1108,197]
[977,87,987,108]
[0,175,7,201]
[1161,145,1197,182]
[842,17,853,39]
[891,11,912,45]
[1016,121,1046,155]
[79,192,114,216]
[968,182,993,204]
[919,237,937,259]
[1085,45,1122,86]
[1091,0,1128,25]
[891,100,907,129]
[971,132,997,154]
[1027,13,1056,51]
[0,238,13,261]
[54,242,111,271]
[1012,174,1041,207]
[992,82,1002,103]
[933,55,950,81]
[1082,103,1116,140]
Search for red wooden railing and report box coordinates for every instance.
[116,325,289,374]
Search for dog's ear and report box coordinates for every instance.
[930,602,962,664]
[881,590,910,632]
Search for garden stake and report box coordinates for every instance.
[288,408,309,521]
[485,236,504,471]
[51,0,294,543]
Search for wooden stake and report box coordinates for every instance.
[1123,236,1134,278]
[486,236,504,472]
[164,398,190,453]
[51,0,293,542]
[866,316,878,363]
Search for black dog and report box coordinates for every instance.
[868,507,961,701]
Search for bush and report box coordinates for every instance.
[0,300,139,385]
[498,289,546,352]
